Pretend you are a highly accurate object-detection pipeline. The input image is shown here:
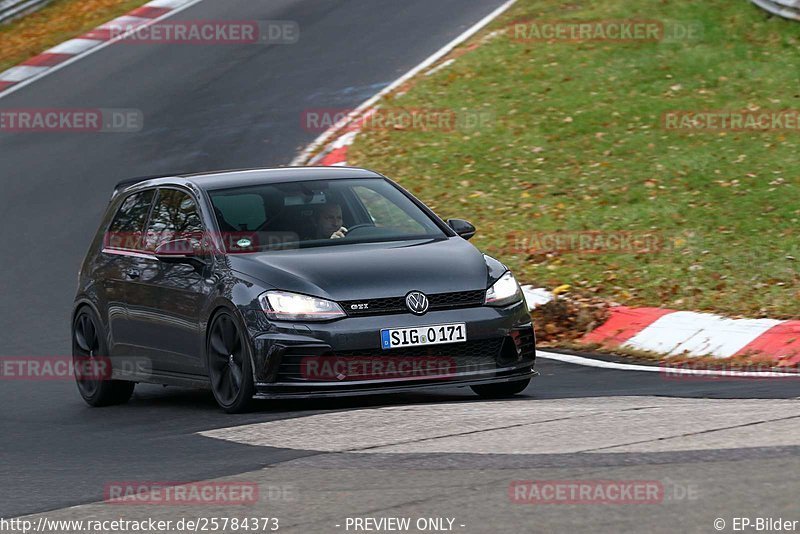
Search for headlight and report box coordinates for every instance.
[484,271,524,307]
[259,290,346,321]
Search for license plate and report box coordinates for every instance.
[380,323,467,350]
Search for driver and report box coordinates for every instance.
[312,203,348,239]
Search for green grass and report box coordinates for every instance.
[348,0,800,318]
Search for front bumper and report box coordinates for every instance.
[247,301,536,398]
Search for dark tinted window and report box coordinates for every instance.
[353,185,427,234]
[211,193,266,231]
[143,189,204,252]
[106,190,155,250]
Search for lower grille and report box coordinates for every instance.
[276,338,503,382]
[516,327,536,361]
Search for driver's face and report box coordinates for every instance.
[317,205,343,236]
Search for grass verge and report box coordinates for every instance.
[347,0,800,318]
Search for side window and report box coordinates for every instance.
[143,189,204,252]
[106,190,155,250]
[352,185,426,233]
[211,193,266,231]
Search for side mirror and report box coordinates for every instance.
[154,238,207,264]
[447,218,476,240]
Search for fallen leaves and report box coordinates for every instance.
[530,293,610,344]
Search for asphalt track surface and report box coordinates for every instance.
[1,0,799,531]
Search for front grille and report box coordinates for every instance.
[275,338,503,382]
[341,290,486,317]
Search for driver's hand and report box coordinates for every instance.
[330,227,348,239]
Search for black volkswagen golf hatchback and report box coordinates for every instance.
[72,167,536,412]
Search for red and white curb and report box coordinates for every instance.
[0,0,203,97]
[309,128,360,167]
[582,306,800,364]
[521,286,800,364]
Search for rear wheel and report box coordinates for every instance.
[470,378,531,399]
[207,311,255,413]
[72,307,135,406]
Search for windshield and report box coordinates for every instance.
[207,178,447,252]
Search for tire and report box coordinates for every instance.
[72,307,135,407]
[470,378,531,399]
[206,310,255,413]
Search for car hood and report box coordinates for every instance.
[227,237,497,301]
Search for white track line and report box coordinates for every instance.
[0,0,206,100]
[537,350,799,378]
[289,0,519,165]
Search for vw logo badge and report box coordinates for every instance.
[405,291,429,315]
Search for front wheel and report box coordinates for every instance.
[72,307,135,407]
[470,378,531,399]
[207,311,255,413]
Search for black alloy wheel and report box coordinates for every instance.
[207,311,255,413]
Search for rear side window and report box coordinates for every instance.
[143,189,205,252]
[106,190,155,250]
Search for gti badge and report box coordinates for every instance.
[405,291,429,315]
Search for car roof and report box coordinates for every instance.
[113,166,385,196]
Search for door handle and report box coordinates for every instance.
[126,269,140,279]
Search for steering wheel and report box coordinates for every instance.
[344,223,374,235]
